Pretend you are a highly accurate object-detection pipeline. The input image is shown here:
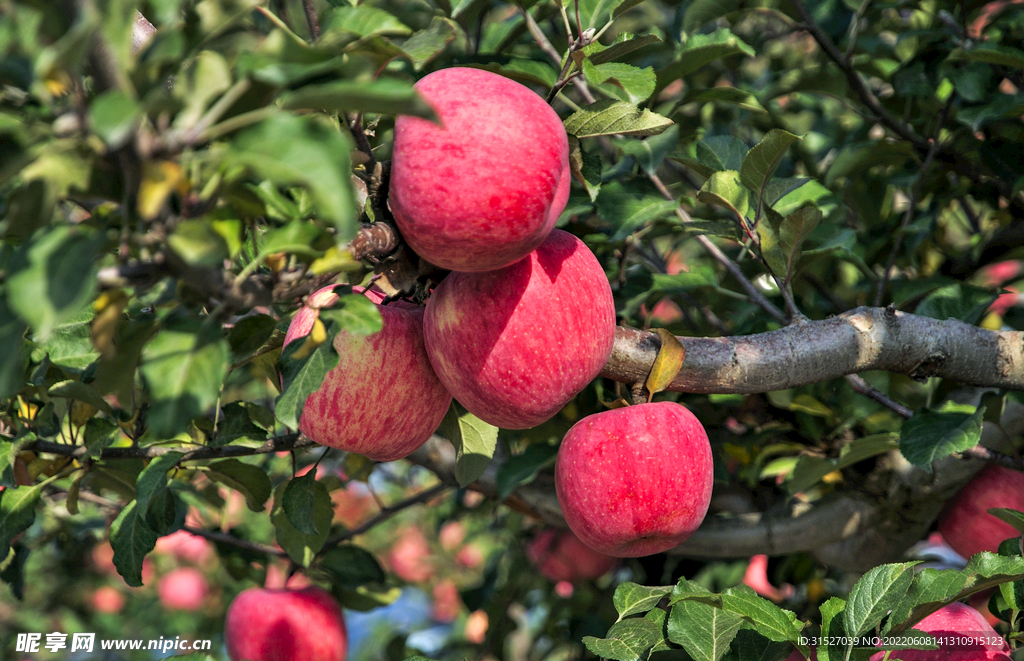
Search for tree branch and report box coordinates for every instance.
[602,306,1024,393]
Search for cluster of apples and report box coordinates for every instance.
[284,66,715,562]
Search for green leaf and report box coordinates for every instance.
[898,408,985,470]
[568,136,603,202]
[657,28,755,88]
[495,442,557,501]
[319,293,383,337]
[167,220,231,268]
[885,568,968,635]
[0,543,29,601]
[275,316,340,430]
[682,0,743,33]
[0,484,42,559]
[28,305,96,372]
[787,434,899,494]
[401,17,458,70]
[109,500,159,587]
[583,618,664,661]
[682,86,766,112]
[319,545,387,588]
[582,60,657,104]
[668,599,744,661]
[438,403,498,487]
[271,480,332,566]
[843,563,917,637]
[816,597,847,661]
[258,221,325,258]
[740,130,801,212]
[282,472,324,536]
[283,79,436,119]
[89,90,141,148]
[949,43,1024,70]
[596,183,679,241]
[731,630,799,661]
[990,508,1024,534]
[613,583,674,620]
[323,5,411,37]
[721,584,803,642]
[135,452,184,512]
[777,205,822,282]
[205,459,272,512]
[587,34,663,66]
[140,319,230,438]
[697,170,750,221]
[564,99,674,138]
[699,136,752,173]
[230,114,356,240]
[914,284,998,326]
[618,124,680,174]
[6,226,104,340]
[47,380,113,417]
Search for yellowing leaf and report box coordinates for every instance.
[137,160,185,220]
[290,318,327,361]
[645,328,685,400]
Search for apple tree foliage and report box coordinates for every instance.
[2,0,1024,659]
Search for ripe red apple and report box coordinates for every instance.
[555,402,714,557]
[868,602,1010,661]
[423,229,616,429]
[526,529,618,583]
[938,464,1024,560]
[284,285,452,462]
[390,67,571,272]
[225,586,347,661]
[158,567,208,611]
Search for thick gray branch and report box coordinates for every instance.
[602,307,1024,393]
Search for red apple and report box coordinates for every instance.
[158,567,208,611]
[455,542,484,569]
[153,529,214,566]
[439,521,465,552]
[555,402,714,557]
[869,602,1010,661]
[225,587,347,661]
[390,67,571,272]
[743,554,795,602]
[938,464,1024,560]
[91,585,125,614]
[423,230,616,429]
[464,609,489,644]
[527,529,618,583]
[285,285,452,462]
[432,579,462,623]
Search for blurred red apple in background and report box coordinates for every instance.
[439,521,465,552]
[388,526,433,583]
[91,585,125,614]
[154,529,214,566]
[938,464,1024,559]
[285,285,452,462]
[555,402,714,557]
[743,554,795,602]
[390,67,570,272]
[158,567,208,611]
[432,579,463,623]
[527,529,618,583]
[424,230,615,429]
[226,586,347,661]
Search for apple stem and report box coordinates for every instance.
[630,382,646,406]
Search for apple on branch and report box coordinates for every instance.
[869,602,1010,661]
[225,586,347,661]
[390,67,571,273]
[555,401,714,557]
[424,229,616,429]
[284,285,452,462]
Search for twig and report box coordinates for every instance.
[959,445,1024,472]
[324,483,449,546]
[302,0,320,40]
[874,97,951,306]
[789,0,928,151]
[347,113,376,170]
[520,6,563,64]
[23,433,318,461]
[183,526,287,557]
[846,374,913,418]
[648,172,789,324]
